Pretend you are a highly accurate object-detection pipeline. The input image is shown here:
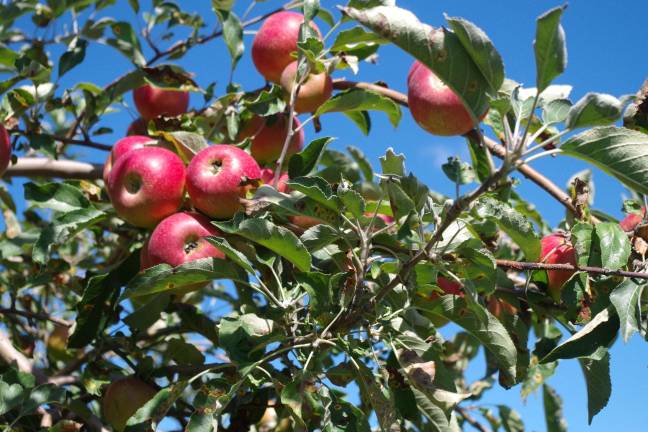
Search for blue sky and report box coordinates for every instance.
[9,0,648,429]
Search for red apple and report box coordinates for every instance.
[620,208,645,232]
[260,168,290,193]
[279,61,333,114]
[107,147,186,228]
[140,239,154,271]
[540,232,577,300]
[252,11,321,83]
[430,276,464,300]
[249,114,304,166]
[126,118,149,136]
[133,85,189,120]
[103,135,157,185]
[407,61,486,136]
[0,124,11,176]
[102,376,157,432]
[487,296,518,319]
[289,215,321,230]
[186,145,261,219]
[146,212,225,268]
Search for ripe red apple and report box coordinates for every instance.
[0,124,11,177]
[279,61,333,114]
[540,232,577,300]
[429,276,463,300]
[133,85,189,120]
[260,168,290,193]
[620,208,645,232]
[186,145,261,219]
[146,212,225,268]
[107,147,186,228]
[102,376,157,432]
[252,11,321,83]
[103,135,157,185]
[487,296,518,319]
[140,239,154,271]
[126,118,149,136]
[248,114,304,166]
[407,61,486,136]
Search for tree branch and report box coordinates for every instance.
[5,158,103,180]
[0,331,47,384]
[496,259,648,279]
[0,308,72,328]
[455,406,491,432]
[10,129,112,151]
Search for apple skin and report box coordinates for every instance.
[620,208,645,232]
[186,145,261,219]
[133,85,189,120]
[251,11,321,83]
[279,61,333,114]
[487,296,518,319]
[146,212,225,268]
[260,168,290,193]
[107,147,186,228]
[126,118,149,136]
[540,232,577,300]
[0,124,11,177]
[430,276,463,300]
[103,135,157,185]
[248,114,304,166]
[407,61,486,136]
[102,376,157,432]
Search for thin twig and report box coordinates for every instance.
[10,128,111,151]
[455,406,490,432]
[496,259,648,279]
[4,158,103,180]
[0,308,72,327]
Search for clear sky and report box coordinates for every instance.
[8,0,648,430]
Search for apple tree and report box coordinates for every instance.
[0,0,646,431]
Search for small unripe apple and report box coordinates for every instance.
[620,208,645,232]
[248,114,304,166]
[186,145,261,219]
[260,168,290,193]
[126,118,149,136]
[252,11,321,83]
[133,85,189,120]
[540,232,577,300]
[407,61,486,136]
[103,135,157,185]
[102,376,157,432]
[46,324,72,362]
[279,61,333,114]
[0,124,11,177]
[107,147,186,228]
[146,212,225,268]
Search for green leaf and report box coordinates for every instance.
[566,93,622,129]
[218,313,275,363]
[442,156,475,185]
[610,279,645,343]
[205,237,256,275]
[69,252,141,348]
[561,126,648,195]
[330,27,386,52]
[543,385,568,432]
[352,357,400,431]
[499,405,524,432]
[541,307,619,363]
[316,88,401,127]
[300,224,341,251]
[593,222,630,270]
[24,182,90,212]
[296,272,334,320]
[160,131,208,163]
[571,222,593,266]
[288,137,335,179]
[342,110,371,135]
[578,353,611,424]
[338,182,365,218]
[125,381,190,431]
[445,16,504,92]
[534,6,567,92]
[286,176,341,210]
[214,217,312,272]
[127,0,140,12]
[416,296,518,386]
[0,381,24,416]
[473,196,541,261]
[124,294,171,333]
[58,38,87,77]
[379,148,405,176]
[107,21,146,66]
[214,9,244,73]
[342,5,491,118]
[542,98,572,124]
[33,208,106,264]
[347,145,374,182]
[167,338,205,365]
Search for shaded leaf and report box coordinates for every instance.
[609,278,645,342]
[578,353,611,424]
[316,88,402,127]
[543,384,568,432]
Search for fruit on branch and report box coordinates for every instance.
[246,114,304,166]
[0,124,11,177]
[133,85,190,120]
[126,118,149,136]
[540,232,577,300]
[279,61,333,113]
[101,376,157,432]
[145,212,225,268]
[251,11,321,83]
[487,296,518,319]
[186,145,261,219]
[407,61,486,136]
[260,168,290,193]
[107,147,186,228]
[430,276,464,300]
[103,135,158,185]
[46,324,73,362]
[620,207,646,232]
